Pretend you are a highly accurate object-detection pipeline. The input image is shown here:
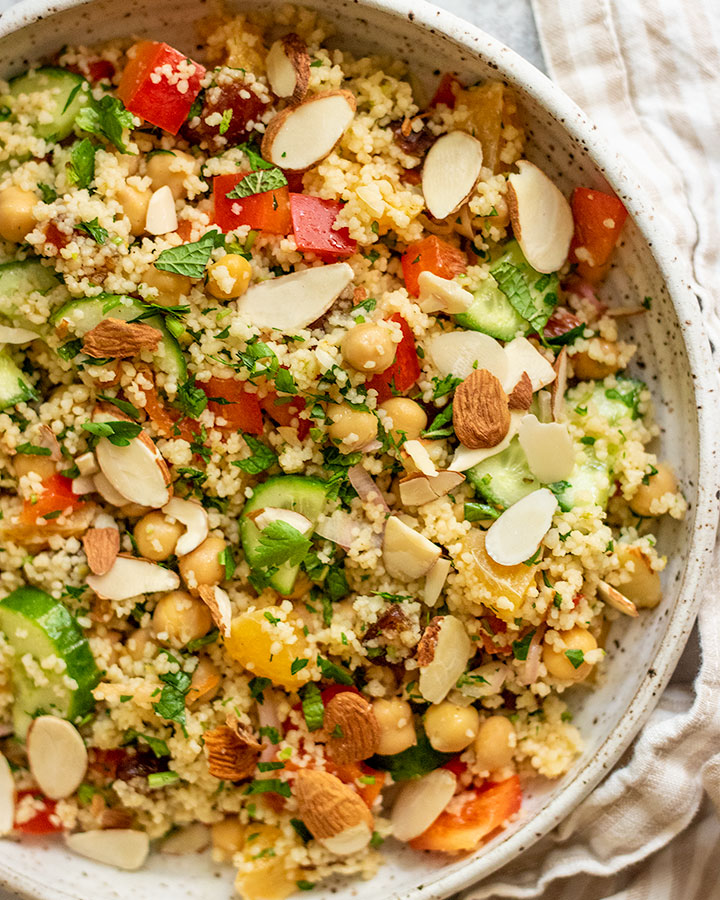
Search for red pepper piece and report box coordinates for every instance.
[20,473,84,525]
[261,392,310,441]
[13,791,62,834]
[289,194,357,258]
[367,314,421,403]
[213,173,292,235]
[201,376,264,435]
[401,235,467,298]
[430,72,463,109]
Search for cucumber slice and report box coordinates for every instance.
[466,436,541,509]
[0,259,66,331]
[51,293,187,382]
[0,586,99,738]
[6,67,89,141]
[550,446,612,511]
[577,377,645,424]
[0,348,37,410]
[240,476,328,595]
[454,240,559,341]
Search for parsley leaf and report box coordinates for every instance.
[245,779,291,798]
[67,138,96,190]
[16,442,52,456]
[291,658,309,675]
[152,654,192,736]
[76,95,135,153]
[82,420,142,447]
[300,683,324,731]
[512,630,536,661]
[155,230,222,279]
[317,656,353,685]
[226,168,288,200]
[254,520,312,570]
[290,818,313,842]
[233,434,277,475]
[175,378,208,418]
[464,500,501,521]
[422,402,455,440]
[121,728,170,758]
[77,218,108,244]
[604,378,644,420]
[371,728,453,781]
[38,182,57,203]
[236,141,275,171]
[97,394,140,420]
[249,676,272,704]
[431,374,462,400]
[565,648,586,669]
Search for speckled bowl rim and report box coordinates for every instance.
[0,0,717,898]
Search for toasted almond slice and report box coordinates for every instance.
[402,439,437,477]
[485,488,557,567]
[597,580,638,617]
[82,526,120,576]
[83,318,162,359]
[162,497,209,557]
[417,271,473,315]
[0,753,15,836]
[198,584,232,637]
[508,371,533,411]
[266,33,310,103]
[261,90,356,171]
[27,716,88,800]
[72,475,96,496]
[236,263,353,332]
[507,160,574,273]
[324,691,380,764]
[95,429,171,509]
[87,554,180,600]
[294,769,373,856]
[76,451,98,477]
[449,410,526,472]
[517,414,575,483]
[383,516,441,581]
[145,185,178,236]
[551,348,567,422]
[93,471,131,506]
[427,330,507,383]
[422,131,483,219]
[203,717,261,781]
[249,507,313,534]
[417,615,472,703]
[424,557,452,607]
[399,474,439,507]
[66,829,150,870]
[0,323,40,343]
[391,769,457,842]
[503,336,555,393]
[161,823,211,855]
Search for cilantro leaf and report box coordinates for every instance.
[300,683,324,731]
[152,654,192,736]
[491,261,558,333]
[253,520,311,570]
[76,95,135,153]
[236,141,275,171]
[175,378,208,419]
[564,648,586,669]
[422,402,455,440]
[370,728,452,781]
[317,656,353,686]
[82,420,142,447]
[233,434,277,475]
[290,658,309,675]
[38,182,57,203]
[431,374,461,400]
[67,138,96,190]
[77,218,108,244]
[121,728,170,758]
[155,230,222,279]
[226,168,288,200]
[186,629,219,652]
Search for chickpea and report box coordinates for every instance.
[629,462,677,517]
[116,183,152,236]
[126,627,155,662]
[211,817,245,861]
[146,150,195,200]
[178,535,227,593]
[572,340,622,380]
[342,322,396,374]
[13,454,56,480]
[425,701,480,753]
[379,398,427,442]
[152,589,213,647]
[616,545,662,608]
[141,266,191,308]
[206,254,252,301]
[0,185,37,243]
[473,715,515,772]
[543,625,597,682]
[326,402,378,452]
[134,511,184,562]
[187,656,221,707]
[372,698,417,756]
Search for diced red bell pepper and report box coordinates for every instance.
[117,41,206,135]
[441,757,468,777]
[569,187,628,283]
[409,775,522,853]
[13,791,62,835]
[20,473,85,525]
[367,314,421,403]
[289,195,357,258]
[87,59,115,83]
[213,173,292,235]
[401,235,467,298]
[261,392,310,441]
[202,376,264,435]
[430,72,463,109]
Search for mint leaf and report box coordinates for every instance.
[233,434,277,475]
[97,394,140,420]
[236,141,274,171]
[186,629,218,652]
[245,779,291,798]
[76,95,135,153]
[175,378,208,419]
[370,728,452,781]
[512,630,536,661]
[564,648,585,669]
[38,182,57,203]
[464,500,501,521]
[249,676,271,704]
[77,218,108,244]
[152,654,192,736]
[226,168,288,200]
[317,656,353,686]
[422,402,454,440]
[67,138,96,190]
[155,230,221,278]
[82,420,142,447]
[253,520,311,569]
[300,683,324,731]
[290,658,309,675]
[121,728,170,758]
[491,261,557,333]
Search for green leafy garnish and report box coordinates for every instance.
[82,420,142,447]
[564,649,585,669]
[237,141,275,171]
[76,95,135,153]
[512,630,536,660]
[291,658,309,675]
[370,728,453,781]
[175,378,208,418]
[233,434,278,474]
[245,779,291,798]
[422,402,454,440]
[226,168,288,199]
[15,442,51,456]
[431,374,462,400]
[604,378,644,419]
[300,683,324,731]
[38,182,57,203]
[254,521,312,570]
[317,656,353,686]
[155,230,222,279]
[67,138,96,190]
[77,218,108,244]
[97,394,140,420]
[186,629,219,652]
[249,676,272,704]
[464,500,501,522]
[148,771,180,788]
[121,728,170,758]
[290,819,313,842]
[152,653,192,736]
[491,260,558,333]
[218,108,233,135]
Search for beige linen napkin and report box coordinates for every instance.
[461,1,720,898]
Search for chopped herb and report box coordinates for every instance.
[564,648,585,669]
[297,881,315,891]
[226,168,288,199]
[66,138,96,189]
[464,500,500,522]
[317,656,353,686]
[253,520,311,570]
[259,725,281,744]
[122,728,170,758]
[97,394,140,420]
[370,831,384,848]
[370,728,453,781]
[174,378,208,419]
[604,377,644,419]
[82,420,142,447]
[236,141,275,171]
[291,658,309,675]
[218,108,233,135]
[431,374,462,400]
[257,760,285,772]
[642,296,652,310]
[77,218,108,244]
[152,653,192,736]
[372,590,413,603]
[186,629,219,652]
[580,436,596,445]
[218,546,235,580]
[642,464,658,486]
[290,818,313,842]
[147,771,180,788]
[422,401,455,440]
[155,229,222,279]
[357,774,376,785]
[76,94,135,153]
[233,434,278,474]
[300,683,324,731]
[512,630,536,661]
[38,182,57,203]
[249,676,272,704]
[15,442,51,456]
[264,610,280,625]
[330,724,344,739]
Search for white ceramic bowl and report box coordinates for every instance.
[0,0,718,898]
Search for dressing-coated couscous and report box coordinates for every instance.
[0,7,685,897]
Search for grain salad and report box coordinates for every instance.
[0,6,686,897]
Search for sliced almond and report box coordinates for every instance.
[427,330,507,383]
[424,557,452,607]
[93,511,119,530]
[417,615,472,704]
[551,348,567,422]
[65,829,150,870]
[72,475,96,496]
[203,715,261,781]
[76,451,98,477]
[95,428,171,509]
[261,90,356,171]
[417,271,473,315]
[508,371,533,411]
[87,554,180,600]
[82,526,120,576]
[391,768,457,842]
[517,414,575,484]
[266,33,310,103]
[507,160,574,273]
[294,769,373,856]
[383,516,441,581]
[198,584,232,637]
[399,470,465,507]
[402,439,437,477]
[422,131,483,219]
[93,471,131,506]
[597,580,638,617]
[236,263,354,332]
[324,692,380,764]
[453,368,510,450]
[145,185,178,236]
[0,323,40,343]
[249,507,313,534]
[162,497,208,557]
[0,753,15,836]
[485,487,557,567]
[27,716,88,800]
[503,336,555,393]
[161,823,211,855]
[449,411,526,473]
[83,318,162,359]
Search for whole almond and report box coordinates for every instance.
[508,371,533,411]
[324,692,380,764]
[294,769,373,842]
[83,318,162,359]
[453,368,510,449]
[82,526,120,575]
[417,615,443,667]
[203,715,261,782]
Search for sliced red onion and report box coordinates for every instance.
[565,278,606,319]
[314,511,356,549]
[520,624,546,686]
[348,464,390,513]
[257,690,283,762]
